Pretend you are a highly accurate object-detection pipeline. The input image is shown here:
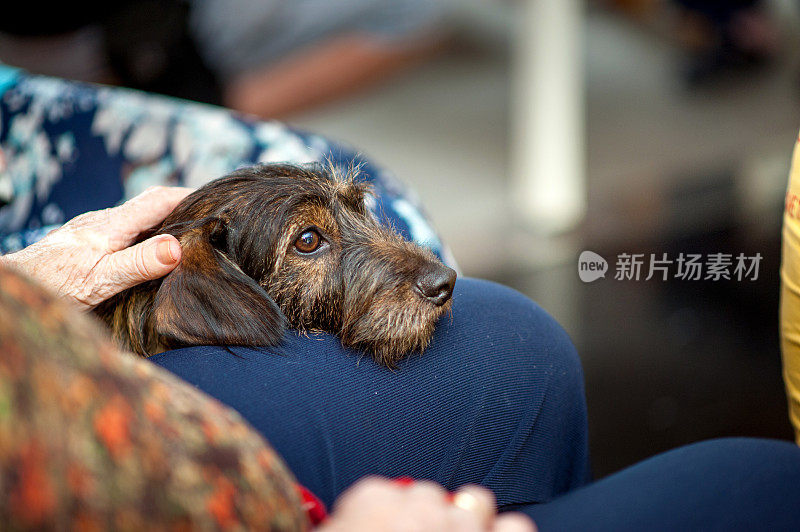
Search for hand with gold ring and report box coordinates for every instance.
[318,476,536,531]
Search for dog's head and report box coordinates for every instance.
[140,163,456,366]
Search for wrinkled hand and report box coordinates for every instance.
[319,477,536,532]
[1,186,193,311]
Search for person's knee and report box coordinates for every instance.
[446,278,590,498]
[675,437,800,472]
[448,277,584,388]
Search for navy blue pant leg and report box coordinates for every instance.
[523,437,800,532]
[149,278,591,509]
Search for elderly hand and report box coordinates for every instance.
[319,477,536,532]
[1,186,193,311]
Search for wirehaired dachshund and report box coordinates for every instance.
[95,163,457,367]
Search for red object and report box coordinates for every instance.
[296,484,328,526]
[298,477,450,526]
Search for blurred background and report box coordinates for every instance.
[2,0,799,478]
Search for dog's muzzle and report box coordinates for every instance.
[414,264,457,306]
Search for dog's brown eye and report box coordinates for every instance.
[295,230,322,253]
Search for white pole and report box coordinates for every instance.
[511,0,585,234]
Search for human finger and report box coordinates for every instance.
[109,186,194,249]
[405,480,450,504]
[493,512,538,532]
[88,234,182,305]
[332,476,399,515]
[398,481,452,530]
[449,485,496,530]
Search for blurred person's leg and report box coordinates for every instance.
[190,0,450,118]
[224,32,444,119]
[2,1,449,115]
[522,438,800,531]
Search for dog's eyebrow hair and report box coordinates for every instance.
[273,191,326,218]
[275,195,296,213]
[337,187,368,211]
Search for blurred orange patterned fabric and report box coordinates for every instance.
[780,131,800,445]
[0,264,309,530]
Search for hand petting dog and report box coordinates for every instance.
[1,186,193,311]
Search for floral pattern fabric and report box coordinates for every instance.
[0,71,455,269]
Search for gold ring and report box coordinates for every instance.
[452,491,482,513]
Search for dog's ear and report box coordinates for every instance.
[151,219,285,350]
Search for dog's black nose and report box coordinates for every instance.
[415,265,457,306]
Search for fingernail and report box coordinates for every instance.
[156,237,180,264]
[392,477,415,487]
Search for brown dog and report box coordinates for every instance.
[95,163,456,367]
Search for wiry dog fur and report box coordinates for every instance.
[95,163,457,367]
